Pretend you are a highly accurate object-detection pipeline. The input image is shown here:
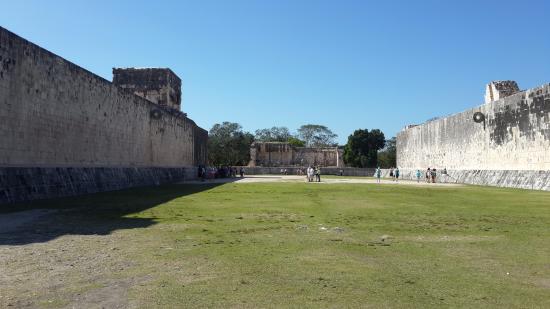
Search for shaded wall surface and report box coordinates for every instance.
[0,167,198,204]
[0,27,207,203]
[397,84,550,190]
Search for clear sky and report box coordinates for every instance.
[1,0,549,144]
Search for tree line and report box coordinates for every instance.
[207,122,396,168]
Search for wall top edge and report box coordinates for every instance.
[399,83,550,134]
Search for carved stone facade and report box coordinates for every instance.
[249,142,344,167]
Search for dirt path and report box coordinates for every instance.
[182,175,462,187]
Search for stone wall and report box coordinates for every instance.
[0,167,198,204]
[249,142,344,167]
[0,27,207,203]
[397,83,550,190]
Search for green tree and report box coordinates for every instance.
[378,137,396,168]
[343,129,386,168]
[297,124,337,147]
[287,136,306,147]
[254,126,292,142]
[208,122,254,166]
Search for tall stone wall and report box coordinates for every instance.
[397,83,550,190]
[0,27,207,203]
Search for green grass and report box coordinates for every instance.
[9,183,550,308]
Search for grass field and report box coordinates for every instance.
[1,181,550,308]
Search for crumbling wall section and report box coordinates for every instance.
[112,68,182,111]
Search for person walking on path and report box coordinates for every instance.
[432,168,437,183]
[415,169,421,183]
[375,167,381,183]
[315,166,321,182]
[395,167,400,183]
[426,168,431,183]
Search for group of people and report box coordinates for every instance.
[306,166,321,182]
[374,167,400,183]
[374,167,448,183]
[418,167,447,183]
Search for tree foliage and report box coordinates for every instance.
[254,126,292,142]
[208,122,254,166]
[287,136,306,147]
[378,137,397,168]
[297,124,337,147]
[343,129,386,168]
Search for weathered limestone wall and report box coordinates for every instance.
[249,142,344,167]
[0,27,207,168]
[0,27,207,203]
[397,83,550,190]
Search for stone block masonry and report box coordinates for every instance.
[397,82,550,190]
[113,68,182,111]
[0,26,207,203]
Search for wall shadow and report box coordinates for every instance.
[0,181,233,246]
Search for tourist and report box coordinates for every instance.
[389,168,394,180]
[395,167,400,182]
[415,169,421,183]
[375,167,381,183]
[426,168,431,183]
[239,167,244,178]
[306,166,313,182]
[432,168,437,183]
[315,166,321,182]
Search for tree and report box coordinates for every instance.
[343,129,386,168]
[378,137,396,168]
[287,136,306,147]
[297,124,337,147]
[254,126,292,142]
[208,122,254,166]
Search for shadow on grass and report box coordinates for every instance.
[0,182,226,246]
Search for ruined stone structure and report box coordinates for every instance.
[249,142,344,167]
[397,81,550,190]
[484,80,520,104]
[0,27,207,203]
[113,68,182,111]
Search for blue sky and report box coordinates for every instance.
[1,0,549,144]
